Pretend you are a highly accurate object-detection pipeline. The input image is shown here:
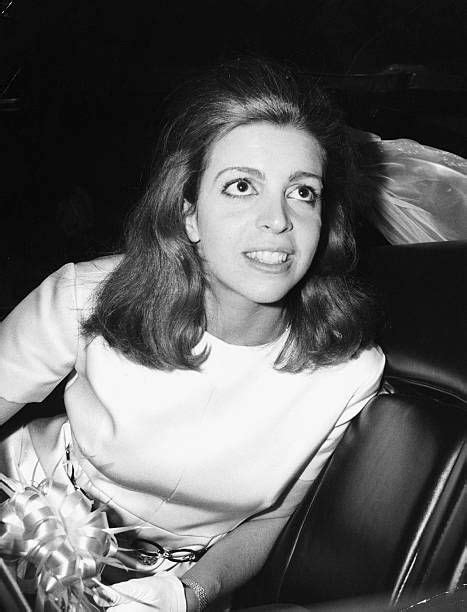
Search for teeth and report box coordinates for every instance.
[245,251,289,264]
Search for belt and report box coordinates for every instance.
[114,539,208,573]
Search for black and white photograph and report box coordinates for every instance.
[0,1,465,611]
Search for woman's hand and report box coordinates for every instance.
[93,573,187,611]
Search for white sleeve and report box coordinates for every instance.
[0,263,79,404]
[298,346,385,482]
[249,346,385,521]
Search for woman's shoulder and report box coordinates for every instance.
[74,254,123,281]
[346,344,385,382]
[352,344,385,371]
[343,344,386,395]
[73,254,123,310]
[320,344,385,392]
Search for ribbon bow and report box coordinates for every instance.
[0,473,119,611]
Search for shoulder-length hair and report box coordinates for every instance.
[83,57,377,372]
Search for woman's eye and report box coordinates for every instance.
[222,179,257,197]
[288,185,320,205]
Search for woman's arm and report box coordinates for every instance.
[181,514,290,610]
[103,515,291,611]
[0,263,79,410]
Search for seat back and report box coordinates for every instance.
[363,241,466,405]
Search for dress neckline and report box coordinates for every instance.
[203,327,289,352]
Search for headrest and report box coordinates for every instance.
[359,241,467,405]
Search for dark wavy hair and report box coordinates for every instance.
[83,57,377,372]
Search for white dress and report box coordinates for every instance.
[0,256,385,572]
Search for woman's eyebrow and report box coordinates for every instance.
[289,170,323,183]
[214,166,265,181]
[214,167,323,183]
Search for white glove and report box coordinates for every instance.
[93,573,187,611]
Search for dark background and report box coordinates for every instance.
[1,0,466,316]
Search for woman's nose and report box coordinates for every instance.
[255,195,293,233]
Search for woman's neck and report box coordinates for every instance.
[205,296,285,346]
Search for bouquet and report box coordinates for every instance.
[0,471,125,611]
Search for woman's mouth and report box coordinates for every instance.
[244,250,289,264]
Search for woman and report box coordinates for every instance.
[0,58,385,611]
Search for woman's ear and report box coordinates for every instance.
[183,199,200,243]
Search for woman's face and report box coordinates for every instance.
[185,122,324,311]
